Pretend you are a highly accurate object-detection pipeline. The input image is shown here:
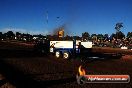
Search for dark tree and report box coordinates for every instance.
[6,31,15,39]
[16,32,22,40]
[104,34,108,37]
[82,32,90,40]
[91,34,97,41]
[16,32,21,36]
[91,34,97,38]
[104,34,109,40]
[97,34,104,40]
[111,33,116,39]
[0,32,2,39]
[115,22,124,39]
[115,23,123,32]
[127,32,132,38]
[38,34,44,38]
[116,31,125,39]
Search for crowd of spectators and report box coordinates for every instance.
[92,37,132,49]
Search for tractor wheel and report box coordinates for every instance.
[63,51,70,59]
[55,51,61,59]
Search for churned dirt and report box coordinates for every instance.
[0,41,132,88]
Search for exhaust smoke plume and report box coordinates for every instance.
[52,24,69,36]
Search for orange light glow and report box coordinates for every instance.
[58,30,64,38]
[78,65,86,76]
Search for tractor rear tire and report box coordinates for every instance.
[63,51,70,59]
[55,51,61,59]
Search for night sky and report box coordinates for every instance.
[0,0,132,36]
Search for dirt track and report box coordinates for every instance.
[0,41,132,88]
[92,47,132,55]
[0,51,132,88]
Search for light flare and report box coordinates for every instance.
[78,65,86,76]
